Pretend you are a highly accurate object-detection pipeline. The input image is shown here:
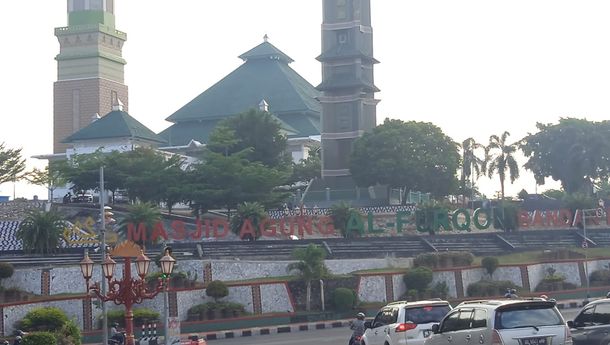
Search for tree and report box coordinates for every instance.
[117,203,162,247]
[521,118,610,195]
[119,148,186,204]
[328,201,360,238]
[486,131,520,200]
[543,189,565,200]
[205,280,229,302]
[0,262,14,287]
[0,142,26,185]
[16,210,67,255]
[290,147,321,183]
[230,202,268,240]
[481,256,499,279]
[350,119,460,198]
[186,150,289,215]
[287,244,328,311]
[56,150,106,193]
[25,162,67,202]
[213,109,291,169]
[460,138,485,201]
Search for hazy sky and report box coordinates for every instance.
[3,1,610,199]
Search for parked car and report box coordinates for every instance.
[362,299,452,345]
[424,298,572,345]
[568,297,610,345]
[72,193,93,203]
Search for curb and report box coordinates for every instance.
[202,319,351,341]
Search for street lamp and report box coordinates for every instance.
[160,247,176,345]
[80,242,175,345]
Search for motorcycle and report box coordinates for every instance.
[350,335,363,345]
[108,332,126,345]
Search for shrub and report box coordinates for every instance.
[56,319,81,345]
[403,267,433,295]
[590,269,610,286]
[103,308,159,328]
[20,307,68,332]
[206,280,229,301]
[428,281,449,299]
[0,262,14,280]
[331,288,356,312]
[481,257,499,278]
[535,269,577,292]
[22,332,57,345]
[413,253,439,268]
[145,271,188,285]
[467,280,519,297]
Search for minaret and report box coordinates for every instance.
[317,0,379,180]
[53,0,128,153]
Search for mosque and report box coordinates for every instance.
[44,0,379,204]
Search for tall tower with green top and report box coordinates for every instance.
[53,0,128,153]
[318,0,379,181]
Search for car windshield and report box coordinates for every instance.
[404,305,451,324]
[495,304,562,329]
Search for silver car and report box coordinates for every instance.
[424,299,573,345]
[362,299,452,345]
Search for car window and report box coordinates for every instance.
[574,306,594,325]
[441,311,461,333]
[495,305,562,329]
[472,309,487,328]
[373,310,385,328]
[391,308,399,324]
[404,304,451,324]
[457,309,474,330]
[592,303,610,325]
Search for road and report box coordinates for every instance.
[207,309,581,345]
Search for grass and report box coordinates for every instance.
[473,247,610,266]
[352,267,408,275]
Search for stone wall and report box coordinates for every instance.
[358,276,387,303]
[3,298,85,336]
[527,262,581,291]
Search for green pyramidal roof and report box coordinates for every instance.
[63,110,167,144]
[164,41,320,123]
[238,41,294,63]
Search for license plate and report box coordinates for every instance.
[521,337,547,345]
[423,330,431,338]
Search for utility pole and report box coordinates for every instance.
[100,166,109,345]
[581,208,598,305]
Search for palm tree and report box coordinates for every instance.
[17,209,67,255]
[287,244,328,311]
[460,138,485,203]
[230,202,268,240]
[486,132,520,200]
[118,203,162,247]
[328,201,360,238]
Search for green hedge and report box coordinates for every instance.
[20,307,68,332]
[186,302,247,321]
[467,280,520,297]
[591,269,610,286]
[101,308,159,328]
[331,288,356,312]
[403,267,433,294]
[22,332,57,345]
[206,280,229,301]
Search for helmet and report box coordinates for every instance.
[15,336,21,340]
[540,294,548,300]
[357,312,365,320]
[112,322,119,327]
[606,291,610,298]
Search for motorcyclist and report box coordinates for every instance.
[349,312,366,345]
[12,336,21,345]
[110,323,124,344]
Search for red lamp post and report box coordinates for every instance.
[80,243,175,345]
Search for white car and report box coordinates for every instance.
[362,299,452,345]
[424,298,572,345]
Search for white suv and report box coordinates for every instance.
[424,299,572,345]
[362,299,452,345]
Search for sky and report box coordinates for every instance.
[2,0,610,200]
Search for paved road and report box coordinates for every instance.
[207,309,581,345]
